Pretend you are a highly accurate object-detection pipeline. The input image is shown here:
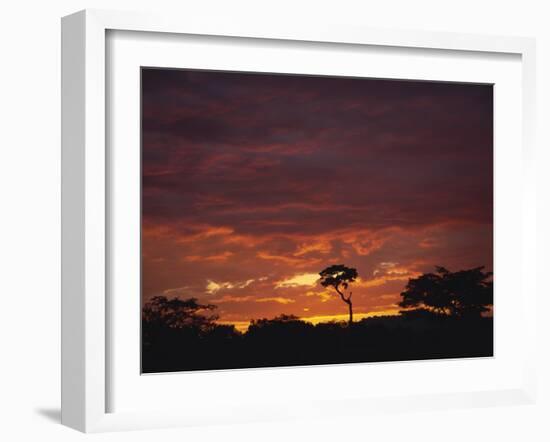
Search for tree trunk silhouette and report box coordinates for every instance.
[347,299,353,325]
[336,286,353,325]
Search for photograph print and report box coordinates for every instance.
[141,68,493,373]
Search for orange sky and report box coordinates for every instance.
[141,69,493,330]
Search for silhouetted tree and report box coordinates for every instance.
[319,264,358,325]
[142,296,219,345]
[399,266,493,318]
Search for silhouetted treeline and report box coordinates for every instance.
[142,304,493,373]
[142,266,493,373]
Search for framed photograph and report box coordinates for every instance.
[61,9,537,432]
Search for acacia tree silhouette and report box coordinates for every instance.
[398,266,493,318]
[319,264,358,325]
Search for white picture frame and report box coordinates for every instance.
[61,9,537,433]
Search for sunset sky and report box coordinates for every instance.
[141,68,493,331]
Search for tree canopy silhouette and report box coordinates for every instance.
[398,266,493,318]
[319,264,358,325]
[142,295,219,333]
